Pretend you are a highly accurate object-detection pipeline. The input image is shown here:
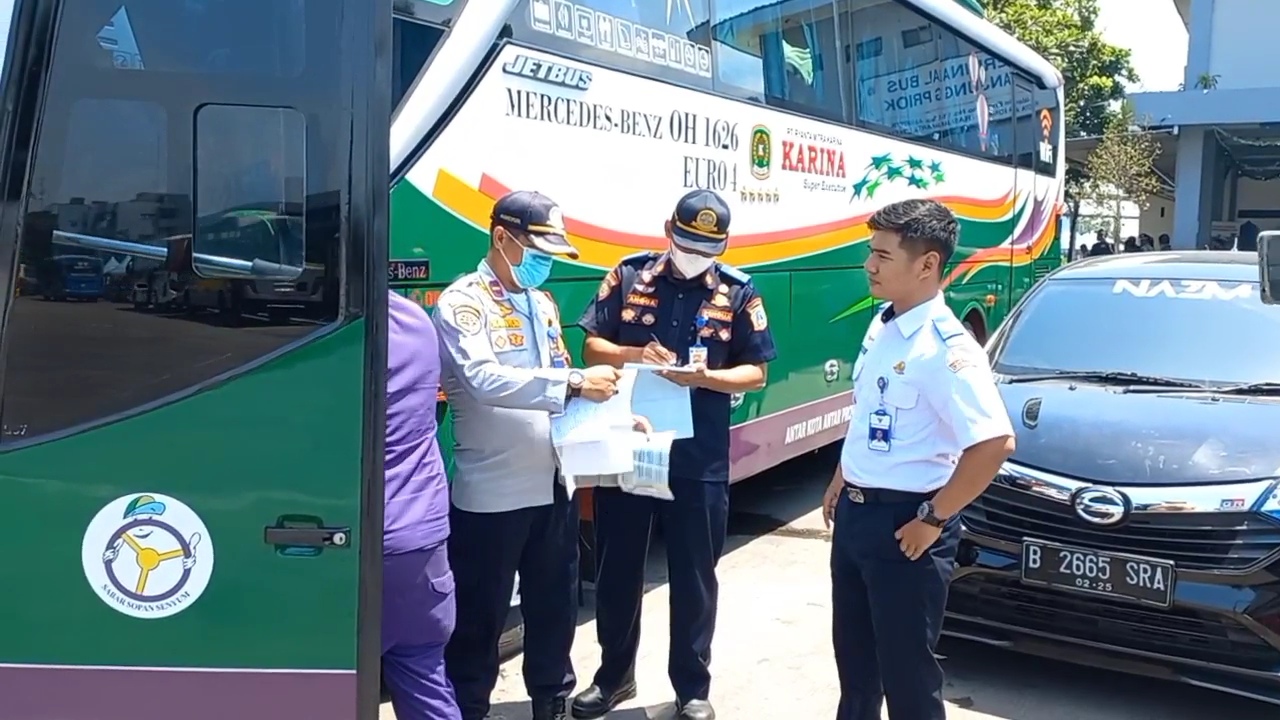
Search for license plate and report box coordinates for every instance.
[1020,539,1175,607]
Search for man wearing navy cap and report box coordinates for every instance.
[571,189,778,720]
[436,190,623,720]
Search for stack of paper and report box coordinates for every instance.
[552,364,695,497]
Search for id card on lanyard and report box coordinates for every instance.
[689,316,709,366]
[868,375,892,452]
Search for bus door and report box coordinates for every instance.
[1011,78,1039,303]
[0,0,388,719]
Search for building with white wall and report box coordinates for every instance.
[1128,0,1280,250]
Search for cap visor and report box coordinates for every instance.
[670,229,726,257]
[528,232,579,260]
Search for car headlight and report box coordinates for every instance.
[1259,481,1280,521]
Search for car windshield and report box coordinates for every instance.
[993,277,1280,385]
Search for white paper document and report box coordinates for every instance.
[624,363,694,440]
[551,369,637,446]
[623,362,697,373]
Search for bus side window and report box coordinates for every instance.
[393,17,445,113]
[192,105,306,279]
[0,0,342,446]
[712,0,848,124]
[839,0,1016,163]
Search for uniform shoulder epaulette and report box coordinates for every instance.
[716,262,752,285]
[621,251,658,267]
[930,313,969,343]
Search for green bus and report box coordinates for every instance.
[0,0,1060,718]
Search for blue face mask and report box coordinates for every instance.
[502,241,554,289]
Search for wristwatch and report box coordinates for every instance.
[917,500,947,529]
[567,369,584,399]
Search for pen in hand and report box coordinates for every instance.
[646,334,677,366]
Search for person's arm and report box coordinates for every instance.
[580,265,644,367]
[434,289,570,412]
[924,342,1016,519]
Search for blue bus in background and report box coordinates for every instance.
[38,254,104,301]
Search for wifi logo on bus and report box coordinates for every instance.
[1038,109,1054,164]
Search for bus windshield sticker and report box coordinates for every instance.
[1111,279,1254,301]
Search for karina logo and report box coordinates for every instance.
[502,54,592,91]
[750,125,772,180]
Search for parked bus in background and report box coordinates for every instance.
[37,253,104,300]
[0,1,1061,718]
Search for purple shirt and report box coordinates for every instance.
[384,291,450,555]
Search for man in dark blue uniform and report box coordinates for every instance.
[570,189,778,720]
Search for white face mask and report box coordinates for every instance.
[669,246,715,278]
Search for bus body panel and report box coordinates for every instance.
[0,0,389,716]
[389,38,1063,479]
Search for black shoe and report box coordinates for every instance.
[570,683,638,719]
[532,696,568,720]
[677,699,716,720]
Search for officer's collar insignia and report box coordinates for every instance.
[653,256,667,275]
[703,270,716,289]
[893,361,906,375]
[694,209,719,233]
[485,277,507,300]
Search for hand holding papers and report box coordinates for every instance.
[553,363,694,498]
[552,370,637,479]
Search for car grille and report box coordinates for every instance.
[948,575,1280,671]
[962,484,1280,571]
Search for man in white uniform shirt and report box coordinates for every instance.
[822,199,1015,720]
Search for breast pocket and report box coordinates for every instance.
[883,381,932,444]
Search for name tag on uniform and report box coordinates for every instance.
[867,409,892,452]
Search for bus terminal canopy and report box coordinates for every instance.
[1065,129,1178,197]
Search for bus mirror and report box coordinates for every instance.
[1260,231,1280,305]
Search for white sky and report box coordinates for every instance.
[1097,0,1189,92]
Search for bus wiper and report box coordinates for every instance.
[1002,370,1207,388]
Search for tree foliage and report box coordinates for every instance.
[986,0,1137,139]
[1083,104,1164,210]
[986,0,1141,239]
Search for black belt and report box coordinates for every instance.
[845,485,937,504]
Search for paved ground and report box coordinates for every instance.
[384,447,1277,720]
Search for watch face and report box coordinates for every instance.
[917,502,930,520]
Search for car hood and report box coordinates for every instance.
[998,381,1280,485]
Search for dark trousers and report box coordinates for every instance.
[445,483,579,720]
[382,542,461,720]
[591,477,730,703]
[830,488,961,720]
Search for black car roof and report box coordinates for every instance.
[1049,251,1260,282]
